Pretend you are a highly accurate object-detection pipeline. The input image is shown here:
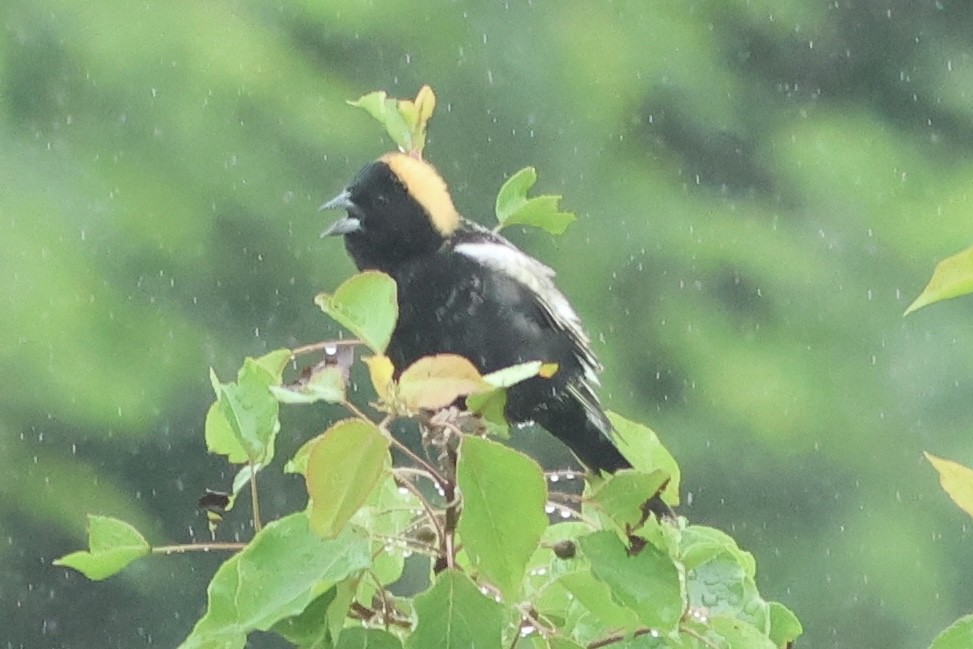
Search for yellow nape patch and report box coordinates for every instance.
[380,152,459,235]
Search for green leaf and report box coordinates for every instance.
[588,469,670,531]
[680,526,757,578]
[495,167,575,235]
[687,554,769,632]
[53,515,150,581]
[557,570,641,633]
[205,351,289,464]
[407,570,504,649]
[179,513,370,649]
[315,271,398,354]
[481,360,545,388]
[579,530,684,633]
[466,388,510,439]
[285,435,316,476]
[348,92,414,153]
[347,86,437,156]
[496,167,539,223]
[211,355,285,465]
[204,400,248,464]
[335,627,403,649]
[929,613,973,649]
[608,411,681,506]
[457,436,548,599]
[306,419,391,538]
[270,587,336,648]
[925,452,973,518]
[905,244,973,315]
[705,615,777,649]
[768,601,803,647]
[350,475,423,586]
[253,348,294,381]
[269,365,346,405]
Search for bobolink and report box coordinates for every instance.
[320,153,657,502]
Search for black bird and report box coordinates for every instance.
[319,152,654,491]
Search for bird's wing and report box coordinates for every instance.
[451,220,603,385]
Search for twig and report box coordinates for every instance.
[678,624,721,649]
[291,338,361,357]
[152,542,246,555]
[343,401,441,480]
[588,628,657,649]
[393,471,445,544]
[370,533,439,557]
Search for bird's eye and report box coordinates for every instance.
[376,194,390,206]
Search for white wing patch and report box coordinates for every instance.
[453,238,603,384]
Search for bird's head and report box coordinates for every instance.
[319,152,460,272]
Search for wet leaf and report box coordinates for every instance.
[687,553,769,632]
[579,530,684,633]
[306,419,391,538]
[53,515,150,581]
[905,244,973,315]
[316,271,398,354]
[208,354,286,465]
[457,436,548,599]
[925,452,973,519]
[406,570,503,649]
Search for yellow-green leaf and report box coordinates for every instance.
[397,354,490,411]
[53,515,150,581]
[457,436,548,599]
[315,271,398,354]
[905,245,973,315]
[306,419,390,538]
[364,354,396,403]
[925,452,973,519]
[608,411,681,506]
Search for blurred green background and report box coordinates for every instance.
[3,1,973,647]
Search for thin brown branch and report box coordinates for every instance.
[678,624,722,649]
[393,471,445,544]
[291,338,361,357]
[152,542,246,555]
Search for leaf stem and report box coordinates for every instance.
[249,460,262,532]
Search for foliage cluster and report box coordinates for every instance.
[56,89,801,649]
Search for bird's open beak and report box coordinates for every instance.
[318,190,362,237]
